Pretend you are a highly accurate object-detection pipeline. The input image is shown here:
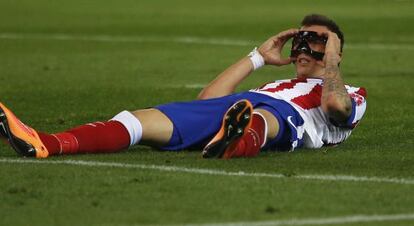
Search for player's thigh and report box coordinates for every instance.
[132,108,173,146]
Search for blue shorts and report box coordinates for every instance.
[154,92,304,151]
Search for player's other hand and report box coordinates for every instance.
[322,31,342,66]
[258,28,299,66]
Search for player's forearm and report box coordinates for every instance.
[198,57,254,100]
[321,62,352,123]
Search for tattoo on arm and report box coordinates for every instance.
[322,62,352,123]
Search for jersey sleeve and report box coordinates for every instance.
[345,88,367,129]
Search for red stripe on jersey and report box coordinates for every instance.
[355,87,367,98]
[291,84,323,110]
[260,78,305,93]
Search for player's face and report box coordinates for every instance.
[294,25,330,78]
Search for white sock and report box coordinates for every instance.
[111,111,143,146]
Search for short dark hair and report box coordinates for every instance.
[301,14,344,51]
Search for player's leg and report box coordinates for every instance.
[201,100,253,158]
[202,100,280,159]
[0,102,173,158]
[39,108,173,155]
[225,108,280,157]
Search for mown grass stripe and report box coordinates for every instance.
[1,32,414,50]
[0,158,413,185]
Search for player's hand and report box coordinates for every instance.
[322,31,342,66]
[258,28,299,66]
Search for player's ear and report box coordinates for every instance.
[338,52,343,66]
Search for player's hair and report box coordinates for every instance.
[301,14,344,52]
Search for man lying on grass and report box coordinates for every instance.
[0,14,367,159]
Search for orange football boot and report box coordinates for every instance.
[202,99,253,159]
[0,103,49,158]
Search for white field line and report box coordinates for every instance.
[1,32,414,50]
[180,213,414,226]
[0,158,413,185]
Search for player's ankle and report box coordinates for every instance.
[53,132,79,154]
[38,132,79,155]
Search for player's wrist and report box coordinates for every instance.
[248,47,265,70]
[324,64,341,79]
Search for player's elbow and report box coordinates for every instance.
[198,86,233,100]
[322,97,352,123]
[198,91,227,100]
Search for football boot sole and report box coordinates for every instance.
[202,99,253,159]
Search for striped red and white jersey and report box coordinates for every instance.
[249,78,367,148]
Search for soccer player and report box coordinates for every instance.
[0,14,367,159]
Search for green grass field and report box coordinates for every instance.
[0,0,413,225]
